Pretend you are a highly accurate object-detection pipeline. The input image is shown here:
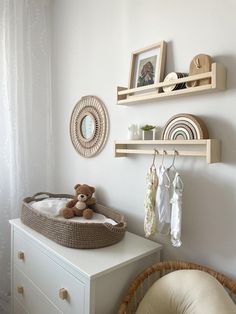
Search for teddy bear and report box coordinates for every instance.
[62,184,96,219]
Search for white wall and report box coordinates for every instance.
[51,0,236,278]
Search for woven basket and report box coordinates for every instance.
[118,261,236,314]
[21,192,127,249]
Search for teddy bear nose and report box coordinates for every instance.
[81,194,85,199]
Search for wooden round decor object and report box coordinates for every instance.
[161,113,209,140]
[70,96,109,157]
[186,54,213,88]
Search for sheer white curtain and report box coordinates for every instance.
[0,0,53,312]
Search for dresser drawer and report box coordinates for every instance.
[14,267,61,314]
[13,231,85,314]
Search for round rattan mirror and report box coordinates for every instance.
[70,96,109,157]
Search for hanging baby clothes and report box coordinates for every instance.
[144,165,158,238]
[170,171,184,247]
[156,165,171,235]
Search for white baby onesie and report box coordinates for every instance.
[170,172,183,247]
[156,165,171,235]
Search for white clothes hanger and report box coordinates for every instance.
[167,150,178,172]
[160,150,171,188]
[167,150,184,189]
[161,150,167,166]
[150,149,159,170]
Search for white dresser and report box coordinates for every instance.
[10,219,162,314]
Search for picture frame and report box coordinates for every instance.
[128,41,167,90]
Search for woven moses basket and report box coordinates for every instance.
[21,192,127,249]
[118,261,236,314]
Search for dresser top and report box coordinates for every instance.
[10,219,162,279]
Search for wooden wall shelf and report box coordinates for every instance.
[117,63,226,105]
[114,139,221,164]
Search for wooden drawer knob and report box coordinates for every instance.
[17,251,24,260]
[17,286,24,294]
[59,288,68,300]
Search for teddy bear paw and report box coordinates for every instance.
[83,208,94,219]
[62,208,75,219]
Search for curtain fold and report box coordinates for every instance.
[0,0,53,312]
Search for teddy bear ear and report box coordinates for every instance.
[89,186,95,193]
[74,184,81,190]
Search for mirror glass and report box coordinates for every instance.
[81,115,95,139]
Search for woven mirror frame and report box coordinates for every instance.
[70,96,109,157]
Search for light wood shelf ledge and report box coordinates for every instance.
[114,139,221,164]
[117,63,226,105]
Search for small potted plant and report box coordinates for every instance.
[141,125,156,140]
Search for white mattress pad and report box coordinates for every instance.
[31,198,116,225]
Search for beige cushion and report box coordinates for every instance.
[136,270,236,314]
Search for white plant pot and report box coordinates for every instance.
[142,129,156,140]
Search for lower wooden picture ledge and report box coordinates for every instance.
[114,139,221,164]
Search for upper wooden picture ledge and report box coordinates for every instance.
[117,63,226,105]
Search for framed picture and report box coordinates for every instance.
[128,41,167,90]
